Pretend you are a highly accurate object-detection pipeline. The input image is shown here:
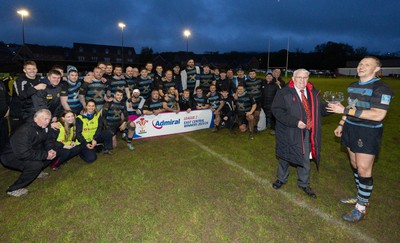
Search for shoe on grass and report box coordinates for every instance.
[37,171,49,179]
[272,180,285,190]
[249,132,254,140]
[7,188,28,197]
[299,186,317,198]
[127,143,135,151]
[102,149,113,155]
[212,126,219,133]
[340,196,358,205]
[342,207,366,222]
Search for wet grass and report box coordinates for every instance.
[0,77,399,242]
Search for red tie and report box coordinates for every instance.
[300,90,312,130]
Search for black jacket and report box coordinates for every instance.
[32,78,63,119]
[272,80,328,168]
[2,120,51,161]
[261,80,279,113]
[10,75,42,119]
[0,78,9,118]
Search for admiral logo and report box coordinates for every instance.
[152,119,181,129]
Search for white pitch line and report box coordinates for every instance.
[182,134,377,243]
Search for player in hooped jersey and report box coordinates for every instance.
[327,56,394,223]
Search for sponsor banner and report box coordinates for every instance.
[132,109,214,139]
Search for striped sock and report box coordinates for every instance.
[353,168,359,191]
[357,176,373,206]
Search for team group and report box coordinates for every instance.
[0,59,284,195]
[0,56,393,223]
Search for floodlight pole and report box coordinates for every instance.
[17,10,29,46]
[267,39,271,71]
[183,29,191,59]
[285,36,290,78]
[118,22,126,69]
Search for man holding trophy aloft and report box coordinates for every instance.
[327,56,394,223]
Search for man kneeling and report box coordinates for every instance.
[1,109,56,197]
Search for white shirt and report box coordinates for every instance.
[294,86,308,101]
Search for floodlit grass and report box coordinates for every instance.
[0,77,399,242]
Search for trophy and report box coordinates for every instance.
[323,91,344,104]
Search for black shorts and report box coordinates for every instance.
[341,122,383,155]
[237,113,248,125]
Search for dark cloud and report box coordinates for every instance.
[1,0,399,54]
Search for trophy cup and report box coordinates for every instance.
[323,91,344,104]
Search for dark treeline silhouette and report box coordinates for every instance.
[1,41,398,73]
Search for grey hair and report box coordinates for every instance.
[293,69,310,78]
[34,109,52,118]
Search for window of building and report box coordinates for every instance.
[91,56,98,62]
[105,49,109,54]
[104,57,110,62]
[79,47,84,53]
[116,58,122,63]
[78,56,85,61]
[127,58,133,63]
[92,48,96,53]
[117,49,121,55]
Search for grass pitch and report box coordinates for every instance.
[0,77,399,242]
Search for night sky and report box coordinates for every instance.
[1,0,399,54]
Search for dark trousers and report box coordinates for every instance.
[222,113,236,129]
[276,130,311,187]
[79,146,97,163]
[79,130,113,163]
[97,130,113,150]
[0,153,52,192]
[9,117,24,136]
[56,145,82,165]
[0,117,9,153]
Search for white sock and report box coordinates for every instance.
[355,203,366,212]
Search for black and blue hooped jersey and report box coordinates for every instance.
[108,77,127,97]
[125,76,138,94]
[137,77,154,100]
[165,94,179,110]
[235,92,256,114]
[200,72,214,93]
[80,79,108,108]
[185,68,199,93]
[143,98,163,111]
[61,80,82,114]
[208,92,221,109]
[244,78,262,103]
[346,78,393,128]
[103,100,126,130]
[193,94,209,108]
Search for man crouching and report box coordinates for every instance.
[1,109,56,197]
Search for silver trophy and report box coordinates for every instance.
[323,91,344,104]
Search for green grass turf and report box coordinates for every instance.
[0,76,399,242]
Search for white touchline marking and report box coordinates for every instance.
[182,134,377,243]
